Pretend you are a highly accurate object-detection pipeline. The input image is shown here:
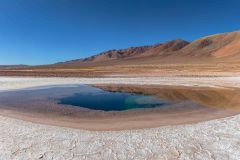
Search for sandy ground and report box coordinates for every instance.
[1,63,240,77]
[0,77,240,159]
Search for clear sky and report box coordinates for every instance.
[0,0,240,65]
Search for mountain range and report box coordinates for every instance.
[54,31,240,67]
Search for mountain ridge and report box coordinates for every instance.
[54,30,240,66]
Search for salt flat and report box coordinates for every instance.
[0,77,240,160]
[1,76,240,91]
[0,113,240,160]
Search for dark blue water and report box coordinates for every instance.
[58,85,171,111]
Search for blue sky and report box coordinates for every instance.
[0,0,240,65]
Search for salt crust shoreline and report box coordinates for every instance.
[1,76,240,91]
[0,77,240,159]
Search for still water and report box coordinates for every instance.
[58,85,171,111]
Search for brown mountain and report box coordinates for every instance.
[2,31,240,77]
[52,30,240,66]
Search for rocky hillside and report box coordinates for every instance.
[55,31,240,66]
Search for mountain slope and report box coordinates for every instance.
[180,31,240,57]
[56,31,240,66]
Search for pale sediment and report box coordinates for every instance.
[1,76,240,91]
[0,114,240,159]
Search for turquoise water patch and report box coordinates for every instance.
[58,85,172,111]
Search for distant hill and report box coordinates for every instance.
[52,31,240,66]
[1,31,240,77]
[6,31,240,69]
[0,65,29,69]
